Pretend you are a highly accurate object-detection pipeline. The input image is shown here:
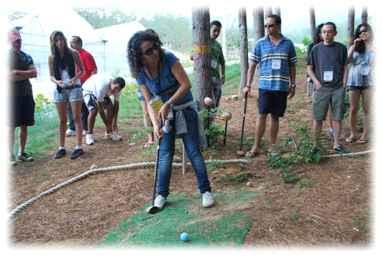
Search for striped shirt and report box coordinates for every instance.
[249,35,297,92]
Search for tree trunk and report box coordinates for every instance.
[264,7,273,18]
[253,7,264,42]
[238,8,248,97]
[192,7,211,109]
[309,7,316,42]
[361,7,368,24]
[347,7,355,45]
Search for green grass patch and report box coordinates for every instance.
[100,191,256,247]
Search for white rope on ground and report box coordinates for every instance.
[9,159,249,220]
[322,150,373,158]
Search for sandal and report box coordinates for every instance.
[245,149,259,158]
[356,138,368,144]
[345,136,356,143]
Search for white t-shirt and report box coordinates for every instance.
[82,74,120,102]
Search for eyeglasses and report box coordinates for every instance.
[264,24,276,28]
[142,45,159,56]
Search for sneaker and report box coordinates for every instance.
[104,132,112,139]
[86,134,95,145]
[111,132,122,141]
[154,195,166,209]
[66,129,76,137]
[70,148,84,160]
[334,145,350,154]
[18,152,34,162]
[53,148,66,159]
[202,191,214,208]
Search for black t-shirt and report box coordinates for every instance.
[308,41,347,88]
[10,50,34,96]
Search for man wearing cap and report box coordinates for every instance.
[9,29,37,164]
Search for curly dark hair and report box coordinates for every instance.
[354,23,373,54]
[49,30,75,80]
[127,29,164,78]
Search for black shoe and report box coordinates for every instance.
[18,152,34,162]
[53,149,66,159]
[70,148,84,160]
[334,145,350,154]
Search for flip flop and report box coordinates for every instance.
[345,136,356,143]
[356,139,368,144]
[245,150,259,158]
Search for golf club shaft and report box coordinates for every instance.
[151,120,163,205]
[239,92,248,150]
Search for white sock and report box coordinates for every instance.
[58,146,65,150]
[75,145,82,150]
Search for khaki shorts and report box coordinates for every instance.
[312,86,345,121]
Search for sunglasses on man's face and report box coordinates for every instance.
[264,24,276,28]
[142,45,159,56]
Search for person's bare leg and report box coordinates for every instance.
[249,114,267,154]
[332,120,342,148]
[270,114,279,146]
[348,90,360,141]
[9,127,15,159]
[87,108,97,134]
[70,101,83,146]
[19,125,27,154]
[313,120,323,147]
[56,102,68,147]
[360,89,370,141]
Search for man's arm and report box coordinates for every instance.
[306,65,321,90]
[245,61,257,90]
[112,100,119,132]
[288,64,296,98]
[11,65,37,81]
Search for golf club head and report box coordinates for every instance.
[146,205,160,214]
[236,150,245,157]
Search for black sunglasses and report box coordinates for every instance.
[142,45,159,56]
[264,24,276,28]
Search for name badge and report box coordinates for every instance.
[271,59,281,70]
[323,71,334,82]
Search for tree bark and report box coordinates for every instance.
[264,7,273,18]
[238,8,248,97]
[253,7,264,42]
[192,7,211,109]
[361,7,368,24]
[347,7,355,45]
[309,7,316,42]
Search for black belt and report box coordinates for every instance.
[57,84,81,92]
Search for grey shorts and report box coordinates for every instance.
[313,86,345,121]
[53,87,83,103]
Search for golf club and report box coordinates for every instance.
[146,121,163,214]
[237,91,248,156]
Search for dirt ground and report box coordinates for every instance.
[9,76,372,247]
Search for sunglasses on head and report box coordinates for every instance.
[264,24,275,28]
[143,45,159,56]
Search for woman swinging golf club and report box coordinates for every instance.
[127,29,214,213]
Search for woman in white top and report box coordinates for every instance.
[346,23,374,144]
[48,31,85,159]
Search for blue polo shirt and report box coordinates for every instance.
[249,35,297,92]
[136,50,193,105]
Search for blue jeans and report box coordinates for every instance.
[157,108,211,198]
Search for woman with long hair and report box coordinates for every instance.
[346,23,374,144]
[48,31,85,159]
[127,29,214,210]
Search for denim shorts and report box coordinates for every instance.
[53,86,83,103]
